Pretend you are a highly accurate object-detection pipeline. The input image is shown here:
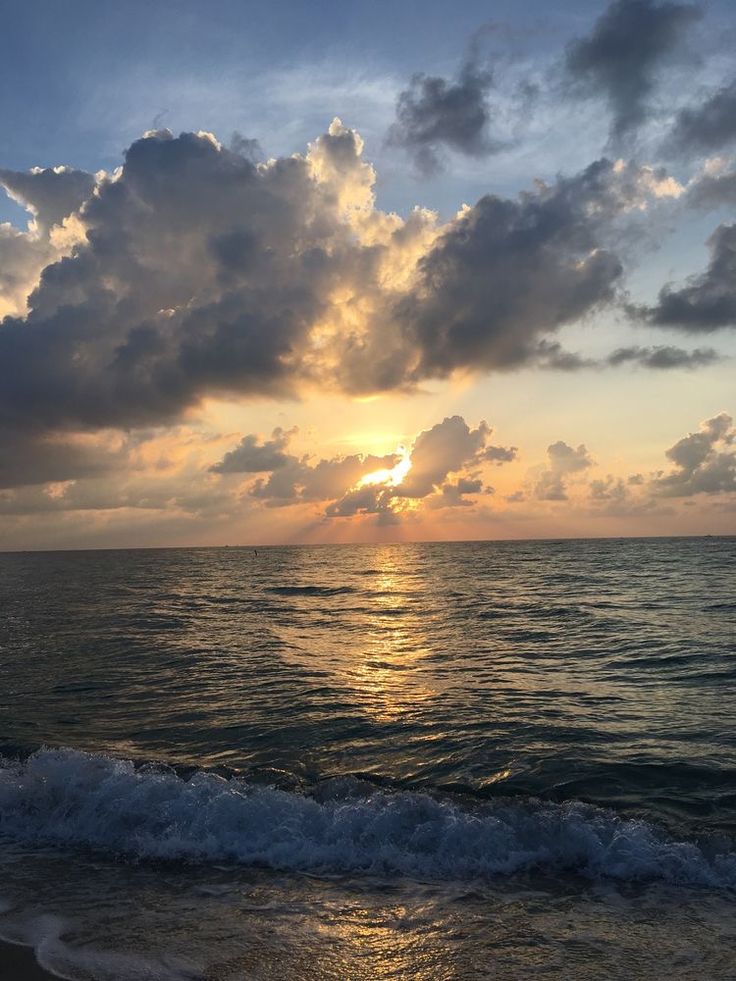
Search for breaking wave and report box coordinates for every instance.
[1,749,735,889]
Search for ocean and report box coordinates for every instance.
[0,538,734,979]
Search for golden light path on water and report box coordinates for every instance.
[347,547,435,726]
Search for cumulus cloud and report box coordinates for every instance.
[390,158,646,381]
[606,344,720,367]
[564,0,701,144]
[534,340,597,371]
[484,444,518,464]
[665,78,736,157]
[631,222,736,330]
[218,415,498,523]
[324,416,493,519]
[229,132,264,163]
[535,441,593,500]
[426,477,486,509]
[387,49,501,175]
[0,120,697,493]
[250,451,400,507]
[210,427,296,473]
[685,159,736,209]
[0,166,92,320]
[587,473,661,516]
[394,416,489,498]
[653,412,736,495]
[324,484,397,521]
[0,166,96,233]
[590,475,629,501]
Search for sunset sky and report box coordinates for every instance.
[1,0,735,548]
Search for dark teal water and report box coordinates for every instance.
[0,538,734,979]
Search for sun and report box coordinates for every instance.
[357,446,412,489]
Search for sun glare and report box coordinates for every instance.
[357,446,412,489]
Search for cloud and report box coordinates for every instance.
[233,414,496,522]
[0,124,375,435]
[631,222,736,330]
[390,158,638,382]
[0,429,125,490]
[249,450,399,507]
[324,484,396,520]
[229,133,264,163]
[685,159,736,209]
[587,473,661,515]
[564,0,701,144]
[210,427,296,473]
[0,167,92,319]
[0,166,96,233]
[653,412,736,495]
[395,415,489,498]
[426,477,486,509]
[534,441,593,500]
[606,344,720,367]
[387,49,501,175]
[534,339,597,371]
[665,78,736,157]
[0,122,686,477]
[484,444,518,464]
[589,475,628,500]
[323,415,493,520]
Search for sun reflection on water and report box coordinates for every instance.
[347,547,436,725]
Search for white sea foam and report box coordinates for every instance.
[0,749,734,888]
[0,912,201,981]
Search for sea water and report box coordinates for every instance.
[0,539,734,978]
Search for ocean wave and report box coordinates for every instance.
[0,749,735,888]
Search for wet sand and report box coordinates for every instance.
[0,940,60,980]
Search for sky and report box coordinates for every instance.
[0,0,735,549]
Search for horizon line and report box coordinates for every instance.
[0,532,733,556]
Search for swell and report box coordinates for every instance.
[0,749,734,889]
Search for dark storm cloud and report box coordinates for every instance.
[210,427,295,473]
[564,0,702,144]
[606,344,720,367]
[631,222,736,330]
[387,52,501,175]
[665,78,736,157]
[0,166,95,232]
[654,412,736,495]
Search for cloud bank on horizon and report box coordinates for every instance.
[0,0,734,545]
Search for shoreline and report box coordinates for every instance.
[0,939,61,981]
